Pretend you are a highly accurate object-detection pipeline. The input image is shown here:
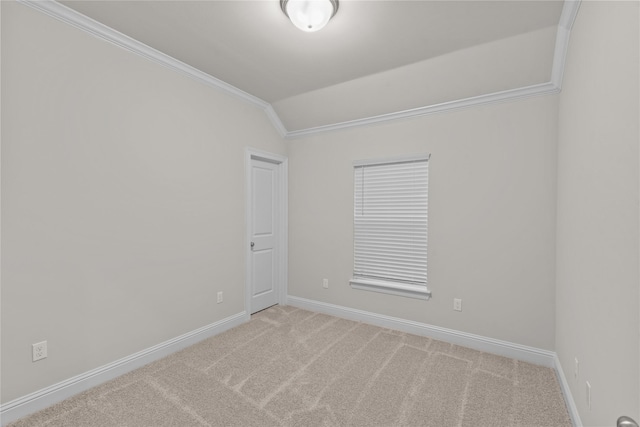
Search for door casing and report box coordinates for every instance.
[244,148,288,316]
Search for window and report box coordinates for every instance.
[350,154,431,300]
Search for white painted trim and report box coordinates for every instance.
[551,1,581,87]
[349,278,431,300]
[0,311,247,426]
[286,296,556,367]
[244,148,289,314]
[283,82,560,138]
[284,0,580,137]
[554,354,583,427]
[283,0,579,137]
[19,0,580,139]
[263,105,288,138]
[17,1,264,107]
[551,26,572,88]
[286,296,582,425]
[278,162,289,307]
[559,0,581,31]
[15,0,287,137]
[245,148,288,166]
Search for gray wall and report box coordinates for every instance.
[556,2,640,425]
[287,95,559,350]
[3,1,639,424]
[1,2,286,403]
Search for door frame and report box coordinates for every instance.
[244,148,288,317]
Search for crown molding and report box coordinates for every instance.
[559,0,581,31]
[285,0,580,138]
[18,0,580,140]
[284,81,560,139]
[263,104,288,138]
[551,0,581,87]
[16,0,288,138]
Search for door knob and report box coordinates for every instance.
[250,242,255,249]
[618,416,639,427]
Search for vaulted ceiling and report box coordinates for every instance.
[46,0,576,136]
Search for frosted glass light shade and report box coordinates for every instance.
[281,0,339,32]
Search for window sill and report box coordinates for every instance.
[349,278,431,300]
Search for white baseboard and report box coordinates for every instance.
[286,295,556,367]
[554,353,583,427]
[1,301,583,427]
[286,295,582,426]
[0,311,248,426]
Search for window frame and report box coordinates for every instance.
[349,154,431,300]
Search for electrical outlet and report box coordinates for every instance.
[586,381,591,409]
[217,291,223,304]
[32,341,47,362]
[322,279,329,289]
[453,298,462,312]
[574,357,579,379]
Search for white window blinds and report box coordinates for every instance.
[352,156,430,299]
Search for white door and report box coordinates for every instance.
[249,158,279,313]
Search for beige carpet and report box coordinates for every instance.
[8,305,572,426]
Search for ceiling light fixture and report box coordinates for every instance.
[280,0,339,33]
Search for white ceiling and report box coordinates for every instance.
[57,0,566,133]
